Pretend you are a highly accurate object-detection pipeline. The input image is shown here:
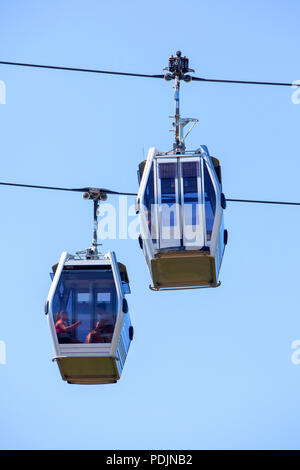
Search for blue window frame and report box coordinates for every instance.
[143,162,155,239]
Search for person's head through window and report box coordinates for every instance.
[55,310,69,324]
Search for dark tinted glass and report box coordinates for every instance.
[159,162,177,228]
[52,269,117,344]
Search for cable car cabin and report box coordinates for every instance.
[136,146,227,290]
[45,251,133,384]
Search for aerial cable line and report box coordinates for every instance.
[0,60,299,87]
[0,61,164,79]
[1,181,300,206]
[226,198,300,206]
[0,181,137,196]
[191,77,300,87]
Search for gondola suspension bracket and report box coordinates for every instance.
[164,51,198,153]
[81,189,108,259]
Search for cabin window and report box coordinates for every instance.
[203,163,216,241]
[53,269,117,344]
[159,162,176,206]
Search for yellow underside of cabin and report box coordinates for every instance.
[151,250,218,289]
[54,356,120,385]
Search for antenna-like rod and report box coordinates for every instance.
[174,75,181,152]
[92,198,99,256]
[164,51,196,153]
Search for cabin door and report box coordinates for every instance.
[156,158,181,249]
[180,158,204,249]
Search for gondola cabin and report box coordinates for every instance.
[136,146,227,290]
[45,251,133,384]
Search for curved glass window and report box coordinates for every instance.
[52,268,117,344]
[143,162,156,241]
[203,163,216,241]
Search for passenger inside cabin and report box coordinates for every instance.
[55,311,82,344]
[85,308,115,344]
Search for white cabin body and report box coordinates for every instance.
[45,251,133,384]
[136,146,227,290]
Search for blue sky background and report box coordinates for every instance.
[0,0,300,450]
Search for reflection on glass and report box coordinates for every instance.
[52,269,117,344]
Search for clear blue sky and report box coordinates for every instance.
[0,0,300,450]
